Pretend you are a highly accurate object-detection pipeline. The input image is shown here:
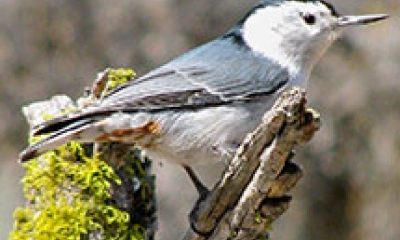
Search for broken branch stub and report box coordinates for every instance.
[184,88,321,240]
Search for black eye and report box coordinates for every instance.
[302,13,316,25]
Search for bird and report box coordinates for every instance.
[19,0,387,194]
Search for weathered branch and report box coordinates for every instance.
[18,69,156,240]
[183,88,321,240]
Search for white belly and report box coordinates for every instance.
[141,99,276,166]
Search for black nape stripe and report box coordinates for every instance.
[319,0,340,17]
[222,27,247,47]
[232,0,340,29]
[287,0,340,16]
[235,0,285,26]
[221,0,281,47]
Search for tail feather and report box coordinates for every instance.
[20,107,143,163]
[32,110,112,136]
[20,117,100,163]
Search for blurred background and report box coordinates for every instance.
[0,0,399,239]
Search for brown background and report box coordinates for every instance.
[0,0,399,239]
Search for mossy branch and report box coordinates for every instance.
[11,69,156,240]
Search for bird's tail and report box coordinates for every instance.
[19,111,110,163]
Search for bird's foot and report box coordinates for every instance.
[183,166,210,198]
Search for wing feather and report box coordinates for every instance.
[33,37,290,136]
[99,37,289,111]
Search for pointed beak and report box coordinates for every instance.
[337,14,389,27]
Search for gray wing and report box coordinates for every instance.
[100,37,289,111]
[31,37,289,136]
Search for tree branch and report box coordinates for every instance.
[183,88,320,240]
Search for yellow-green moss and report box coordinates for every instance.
[106,68,136,92]
[11,68,152,240]
[11,142,145,240]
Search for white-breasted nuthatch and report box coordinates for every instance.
[20,0,387,191]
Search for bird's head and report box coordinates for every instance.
[236,0,388,76]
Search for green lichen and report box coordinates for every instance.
[11,142,145,240]
[11,68,153,240]
[106,68,136,92]
[228,230,238,240]
[255,211,263,224]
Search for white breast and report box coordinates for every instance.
[141,97,278,166]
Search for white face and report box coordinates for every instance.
[242,1,341,76]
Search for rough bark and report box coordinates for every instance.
[183,88,320,240]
